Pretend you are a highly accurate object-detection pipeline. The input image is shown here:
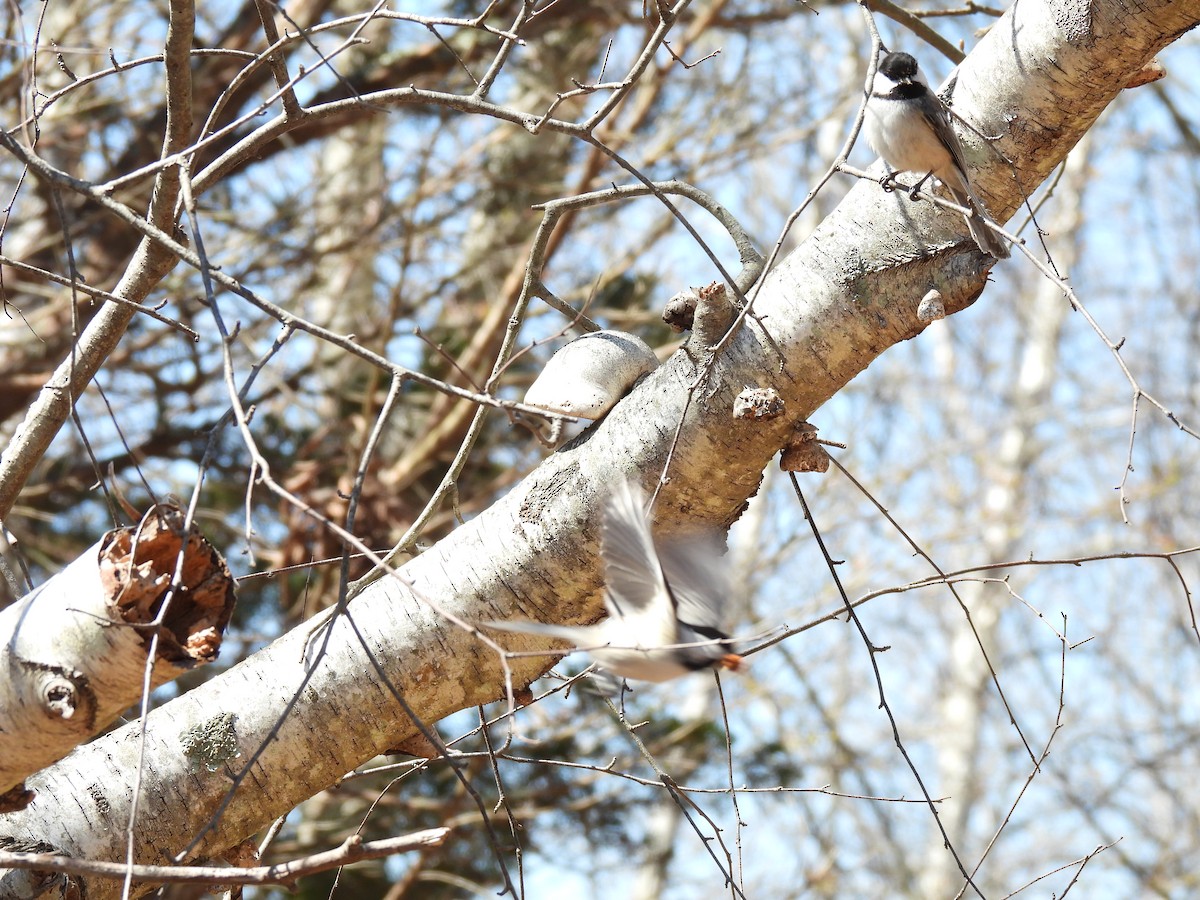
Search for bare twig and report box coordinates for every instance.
[603,695,749,900]
[0,830,450,889]
[0,254,198,338]
[789,473,985,899]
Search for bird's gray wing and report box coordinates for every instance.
[919,93,972,194]
[657,535,731,633]
[920,94,1010,257]
[600,479,671,621]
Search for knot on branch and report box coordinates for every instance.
[780,422,833,474]
[733,387,785,421]
[668,281,737,351]
[521,330,660,445]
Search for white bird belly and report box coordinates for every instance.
[590,646,692,682]
[865,101,954,176]
[588,606,692,681]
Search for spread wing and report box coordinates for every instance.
[657,535,732,636]
[600,480,672,625]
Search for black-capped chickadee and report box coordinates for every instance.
[864,51,1010,259]
[487,480,743,683]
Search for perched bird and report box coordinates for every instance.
[864,50,1010,259]
[488,480,743,683]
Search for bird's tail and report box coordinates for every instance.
[955,185,1010,259]
[482,619,585,644]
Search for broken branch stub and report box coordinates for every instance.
[519,330,660,444]
[0,509,236,810]
[780,422,832,473]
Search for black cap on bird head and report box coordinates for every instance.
[880,51,919,81]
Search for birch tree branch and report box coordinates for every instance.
[0,509,235,810]
[1,2,1196,897]
[0,828,449,890]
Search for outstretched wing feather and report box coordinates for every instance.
[600,480,671,622]
[657,536,731,634]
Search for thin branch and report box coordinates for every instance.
[748,544,1200,658]
[583,0,692,131]
[0,831,450,889]
[0,254,198,339]
[865,0,965,63]
[954,614,1072,897]
[840,162,1200,518]
[475,1,529,99]
[175,166,521,891]
[789,473,985,899]
[516,178,763,344]
[252,0,303,118]
[603,695,749,900]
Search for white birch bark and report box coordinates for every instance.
[0,513,236,810]
[1,2,1195,896]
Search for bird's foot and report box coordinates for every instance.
[908,172,933,201]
